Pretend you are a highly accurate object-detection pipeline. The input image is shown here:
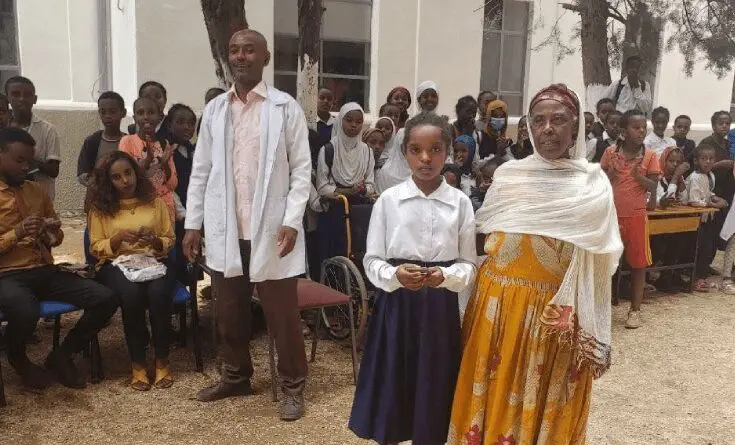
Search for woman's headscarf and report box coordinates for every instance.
[328,102,374,187]
[484,99,508,138]
[375,127,412,193]
[361,127,384,144]
[659,146,682,175]
[658,145,686,192]
[416,80,439,113]
[475,83,623,379]
[374,116,397,161]
[386,87,411,128]
[454,134,476,175]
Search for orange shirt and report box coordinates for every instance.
[118,134,178,222]
[0,180,63,273]
[601,144,661,217]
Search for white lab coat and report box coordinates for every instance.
[185,85,312,280]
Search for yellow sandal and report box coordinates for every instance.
[154,365,174,389]
[131,367,151,391]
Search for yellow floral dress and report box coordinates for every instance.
[448,233,594,445]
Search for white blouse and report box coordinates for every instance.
[682,171,715,207]
[363,177,477,293]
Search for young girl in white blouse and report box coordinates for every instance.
[348,112,477,445]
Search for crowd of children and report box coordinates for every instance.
[0,72,727,334]
[0,68,733,422]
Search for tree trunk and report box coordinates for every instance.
[578,0,612,109]
[623,2,662,102]
[201,0,248,87]
[297,0,323,127]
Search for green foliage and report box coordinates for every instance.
[667,0,735,78]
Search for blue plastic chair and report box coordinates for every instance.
[0,299,103,407]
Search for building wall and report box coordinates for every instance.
[32,109,101,213]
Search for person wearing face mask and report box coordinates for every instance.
[448,84,623,444]
[477,99,511,161]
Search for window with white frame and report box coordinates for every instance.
[0,0,19,87]
[480,0,530,116]
[274,0,372,111]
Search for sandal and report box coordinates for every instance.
[131,367,151,391]
[693,279,709,293]
[154,364,174,389]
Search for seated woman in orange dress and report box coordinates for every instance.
[448,84,623,445]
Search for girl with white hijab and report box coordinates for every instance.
[316,102,375,258]
[375,82,440,193]
[416,80,439,113]
[448,84,623,445]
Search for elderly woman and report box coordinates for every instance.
[448,84,623,444]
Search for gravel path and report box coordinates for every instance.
[0,221,732,444]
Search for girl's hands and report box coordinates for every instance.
[396,264,427,291]
[424,267,445,288]
[395,265,445,290]
[161,143,176,165]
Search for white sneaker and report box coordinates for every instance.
[723,281,735,295]
[625,311,642,329]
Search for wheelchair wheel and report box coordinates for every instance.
[320,256,369,343]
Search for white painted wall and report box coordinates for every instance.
[415,0,484,117]
[135,0,218,110]
[373,0,417,111]
[111,0,138,108]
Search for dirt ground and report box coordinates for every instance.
[0,220,733,444]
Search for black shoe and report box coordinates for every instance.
[196,380,253,402]
[45,349,86,389]
[9,356,52,390]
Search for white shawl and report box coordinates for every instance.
[375,128,412,193]
[329,102,373,187]
[376,116,397,164]
[475,89,623,378]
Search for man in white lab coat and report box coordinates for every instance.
[183,29,312,421]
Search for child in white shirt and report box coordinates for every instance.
[683,145,728,291]
[644,106,677,156]
[348,112,476,445]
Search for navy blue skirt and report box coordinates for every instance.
[348,260,461,445]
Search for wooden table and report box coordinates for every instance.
[614,206,718,304]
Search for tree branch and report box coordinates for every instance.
[607,4,627,23]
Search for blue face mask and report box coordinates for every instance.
[490,117,506,132]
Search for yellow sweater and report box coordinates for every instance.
[88,197,174,266]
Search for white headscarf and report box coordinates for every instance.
[375,127,412,193]
[416,80,439,113]
[375,116,397,163]
[329,102,373,187]
[475,85,623,378]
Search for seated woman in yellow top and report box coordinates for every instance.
[87,151,175,391]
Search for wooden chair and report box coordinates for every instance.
[267,278,358,401]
